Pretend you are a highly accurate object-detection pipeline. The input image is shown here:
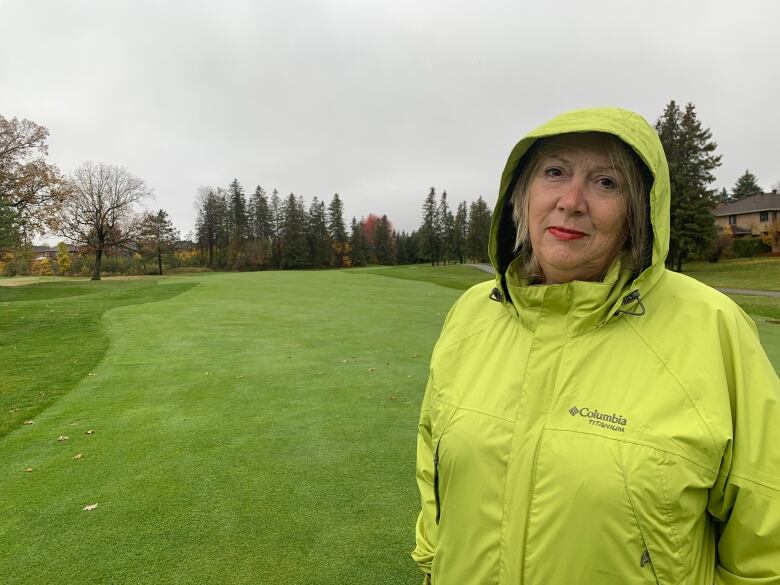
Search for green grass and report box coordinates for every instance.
[683,257,780,291]
[0,278,199,437]
[355,264,492,290]
[0,271,461,585]
[1,263,778,584]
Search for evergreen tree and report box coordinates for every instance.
[349,217,368,267]
[307,196,331,267]
[730,170,763,201]
[419,187,439,265]
[269,189,283,269]
[453,200,468,264]
[374,215,394,264]
[656,101,721,272]
[226,179,249,269]
[438,190,454,264]
[467,197,492,262]
[715,187,731,205]
[280,193,308,269]
[138,209,180,275]
[249,185,271,240]
[327,193,348,267]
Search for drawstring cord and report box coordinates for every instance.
[489,287,503,302]
[618,290,646,316]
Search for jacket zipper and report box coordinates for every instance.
[434,440,442,524]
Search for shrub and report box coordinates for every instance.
[732,237,771,258]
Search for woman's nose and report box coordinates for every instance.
[557,179,587,215]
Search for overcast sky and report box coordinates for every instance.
[2,0,779,239]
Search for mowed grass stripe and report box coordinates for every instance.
[0,270,460,585]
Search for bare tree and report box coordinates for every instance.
[55,161,151,280]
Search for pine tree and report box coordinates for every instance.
[307,196,331,267]
[715,187,731,205]
[656,101,721,272]
[453,200,468,264]
[374,215,395,264]
[327,193,348,267]
[138,209,180,275]
[467,197,492,262]
[249,185,271,240]
[350,217,368,267]
[280,193,308,269]
[419,187,439,265]
[226,179,249,269]
[730,170,763,201]
[438,190,454,264]
[269,189,283,269]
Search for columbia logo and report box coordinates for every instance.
[569,406,579,416]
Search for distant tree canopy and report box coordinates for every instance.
[730,170,764,202]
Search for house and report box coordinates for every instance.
[31,245,81,261]
[714,190,780,248]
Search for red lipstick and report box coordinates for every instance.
[548,226,586,241]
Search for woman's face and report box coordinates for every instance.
[527,134,629,284]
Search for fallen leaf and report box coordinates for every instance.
[204,371,212,375]
[389,395,397,400]
[23,420,34,425]
[316,371,325,375]
[58,435,70,442]
[25,467,33,472]
[83,503,98,511]
[235,375,244,379]
[411,353,420,358]
[9,408,19,413]
[85,429,94,435]
[368,368,376,372]
[73,453,83,460]
[87,373,95,377]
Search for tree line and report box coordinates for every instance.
[192,181,493,271]
[2,102,778,279]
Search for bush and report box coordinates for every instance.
[30,257,53,276]
[707,235,733,263]
[732,238,771,258]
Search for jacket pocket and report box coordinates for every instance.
[430,402,457,526]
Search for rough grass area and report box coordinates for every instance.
[354,264,492,290]
[0,271,460,585]
[683,257,780,291]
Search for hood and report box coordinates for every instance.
[488,107,671,318]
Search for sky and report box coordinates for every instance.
[2,0,779,240]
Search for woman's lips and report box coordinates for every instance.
[548,226,586,240]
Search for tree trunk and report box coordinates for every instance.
[92,248,103,280]
[157,247,163,275]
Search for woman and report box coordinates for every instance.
[412,107,780,584]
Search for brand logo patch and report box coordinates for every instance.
[569,406,628,433]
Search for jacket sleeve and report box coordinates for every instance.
[707,313,780,584]
[412,376,436,583]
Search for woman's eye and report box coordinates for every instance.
[543,167,564,178]
[597,177,617,190]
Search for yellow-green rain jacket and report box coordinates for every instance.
[413,108,780,584]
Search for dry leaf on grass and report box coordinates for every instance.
[85,430,94,435]
[57,435,70,442]
[73,453,83,460]
[368,367,376,372]
[23,420,34,425]
[83,503,98,511]
[25,467,33,472]
[87,373,95,377]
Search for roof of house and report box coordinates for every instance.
[714,190,780,216]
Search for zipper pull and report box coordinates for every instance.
[640,548,651,567]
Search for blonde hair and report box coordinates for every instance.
[510,132,648,281]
